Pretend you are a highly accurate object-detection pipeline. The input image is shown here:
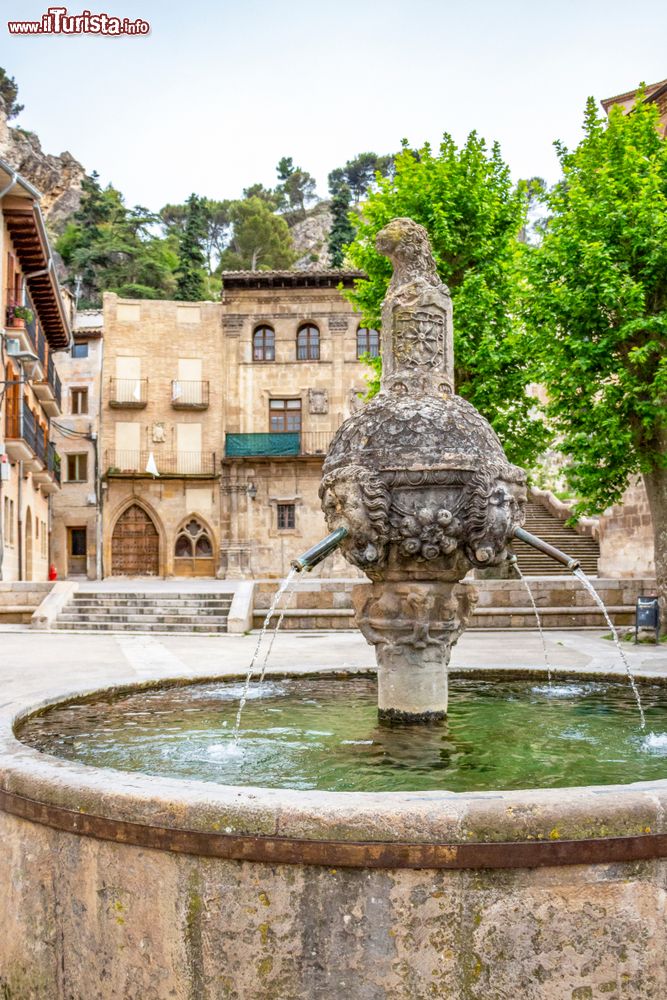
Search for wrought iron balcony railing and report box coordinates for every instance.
[171,380,210,409]
[225,431,333,458]
[109,378,148,408]
[105,450,217,477]
[48,442,61,484]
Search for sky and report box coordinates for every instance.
[1,0,666,211]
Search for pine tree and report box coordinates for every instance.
[327,173,355,267]
[175,194,207,300]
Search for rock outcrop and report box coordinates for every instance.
[0,95,84,230]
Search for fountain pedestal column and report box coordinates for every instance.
[353,581,476,723]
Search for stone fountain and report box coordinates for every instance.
[320,218,526,722]
[3,220,667,999]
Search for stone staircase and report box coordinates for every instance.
[54,591,234,634]
[514,501,600,576]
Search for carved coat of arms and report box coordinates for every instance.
[393,307,446,369]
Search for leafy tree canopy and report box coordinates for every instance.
[275,156,318,222]
[525,92,667,625]
[0,68,23,120]
[57,172,176,306]
[218,196,295,271]
[344,134,549,469]
[335,151,394,202]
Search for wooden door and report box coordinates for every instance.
[111,505,159,576]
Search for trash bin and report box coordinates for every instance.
[635,596,660,644]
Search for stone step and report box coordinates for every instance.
[57,612,230,626]
[74,590,234,601]
[54,622,228,634]
[69,601,232,614]
[72,595,233,604]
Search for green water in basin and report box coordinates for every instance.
[17,676,667,793]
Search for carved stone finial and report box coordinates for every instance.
[376,217,454,391]
[321,217,527,722]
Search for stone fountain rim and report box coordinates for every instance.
[2,666,667,868]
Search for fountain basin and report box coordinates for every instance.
[3,669,667,998]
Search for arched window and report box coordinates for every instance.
[253,326,275,362]
[174,518,215,576]
[356,327,380,359]
[296,324,320,361]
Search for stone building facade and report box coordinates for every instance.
[100,295,225,578]
[50,310,103,579]
[0,158,70,582]
[219,270,370,578]
[100,273,374,578]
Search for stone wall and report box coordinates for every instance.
[253,576,656,629]
[598,478,655,578]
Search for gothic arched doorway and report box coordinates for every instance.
[111,504,159,576]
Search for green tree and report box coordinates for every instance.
[338,151,394,202]
[327,170,355,267]
[57,173,176,305]
[175,193,208,300]
[275,156,318,221]
[243,183,282,211]
[526,93,667,628]
[219,197,295,271]
[0,68,23,119]
[344,134,548,469]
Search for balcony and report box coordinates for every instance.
[225,431,333,458]
[33,442,61,493]
[109,378,148,408]
[4,291,36,356]
[32,353,62,416]
[4,399,57,490]
[105,450,218,478]
[171,380,209,410]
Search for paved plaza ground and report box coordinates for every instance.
[2,625,666,712]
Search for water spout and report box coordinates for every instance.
[291,527,348,573]
[513,526,580,572]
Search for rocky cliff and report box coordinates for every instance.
[290,202,333,269]
[0,95,84,231]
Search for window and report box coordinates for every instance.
[356,327,380,359]
[174,518,213,560]
[253,326,275,362]
[277,503,296,530]
[71,387,88,414]
[66,453,88,482]
[72,342,89,359]
[297,324,320,361]
[269,398,301,433]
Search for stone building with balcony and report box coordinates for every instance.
[0,158,71,581]
[100,273,374,578]
[50,309,103,579]
[219,269,371,578]
[100,294,223,577]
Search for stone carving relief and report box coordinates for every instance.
[152,422,166,443]
[308,388,328,414]
[327,315,349,332]
[393,307,447,370]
